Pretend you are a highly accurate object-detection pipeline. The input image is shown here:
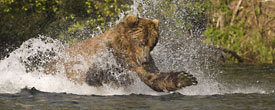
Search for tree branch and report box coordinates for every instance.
[208,45,244,63]
[230,0,243,25]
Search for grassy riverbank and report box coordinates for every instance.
[204,0,275,63]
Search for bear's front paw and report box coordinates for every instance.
[151,71,198,92]
[173,71,198,89]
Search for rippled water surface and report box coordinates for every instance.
[1,64,275,110]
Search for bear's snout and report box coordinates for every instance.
[139,47,150,65]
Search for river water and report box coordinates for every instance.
[0,64,275,110]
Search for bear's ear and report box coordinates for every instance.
[152,19,159,28]
[125,14,138,27]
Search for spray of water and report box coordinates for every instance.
[0,0,267,95]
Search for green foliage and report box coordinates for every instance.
[85,0,129,28]
[204,0,275,63]
[0,0,130,44]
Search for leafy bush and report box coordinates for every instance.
[0,0,130,44]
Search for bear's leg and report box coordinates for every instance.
[85,67,120,87]
[135,67,197,92]
[142,55,159,73]
[85,68,104,87]
[85,67,134,87]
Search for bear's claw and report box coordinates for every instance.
[175,72,198,88]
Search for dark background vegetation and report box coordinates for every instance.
[0,0,274,63]
[0,0,131,58]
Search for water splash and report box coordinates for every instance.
[0,0,268,95]
[0,35,164,96]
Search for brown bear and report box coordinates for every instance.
[45,15,198,92]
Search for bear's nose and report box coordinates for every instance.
[143,49,150,62]
[141,54,150,65]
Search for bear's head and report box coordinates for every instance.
[114,15,159,65]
